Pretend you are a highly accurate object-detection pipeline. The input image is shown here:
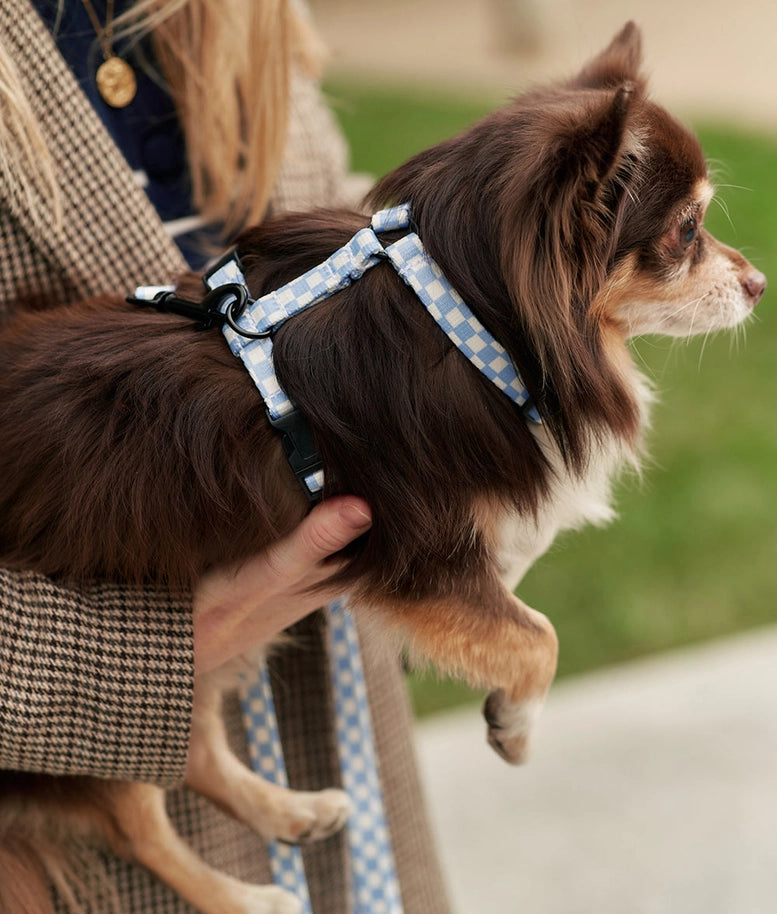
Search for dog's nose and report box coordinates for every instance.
[741,268,767,304]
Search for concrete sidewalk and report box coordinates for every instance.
[414,628,777,914]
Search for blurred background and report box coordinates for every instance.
[308,2,777,911]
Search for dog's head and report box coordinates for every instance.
[368,21,765,466]
[572,25,766,339]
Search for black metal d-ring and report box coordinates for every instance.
[220,286,273,339]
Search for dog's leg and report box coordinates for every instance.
[105,781,302,914]
[391,575,558,764]
[184,673,352,844]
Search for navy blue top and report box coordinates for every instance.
[34,0,218,268]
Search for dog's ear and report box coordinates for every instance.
[572,21,643,89]
[503,82,637,320]
[573,81,636,187]
[495,79,641,466]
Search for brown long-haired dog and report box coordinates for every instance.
[0,23,766,914]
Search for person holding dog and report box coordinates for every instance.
[0,1,451,911]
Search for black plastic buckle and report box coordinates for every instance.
[128,283,278,341]
[127,284,248,331]
[266,408,323,503]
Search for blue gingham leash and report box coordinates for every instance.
[326,599,403,913]
[239,662,314,912]
[239,600,402,914]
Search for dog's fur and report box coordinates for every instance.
[0,23,766,914]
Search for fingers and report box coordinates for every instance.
[192,497,372,674]
[267,497,372,583]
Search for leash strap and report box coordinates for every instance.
[239,666,314,913]
[202,213,408,499]
[327,599,403,913]
[380,217,541,422]
[205,224,389,416]
[239,603,404,914]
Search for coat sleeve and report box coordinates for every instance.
[0,567,193,786]
[0,10,195,787]
[269,74,372,214]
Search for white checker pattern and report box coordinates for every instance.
[383,234,535,410]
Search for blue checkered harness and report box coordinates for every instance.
[202,202,539,499]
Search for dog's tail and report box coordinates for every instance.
[0,835,58,914]
[0,834,117,914]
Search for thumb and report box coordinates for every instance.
[273,497,372,576]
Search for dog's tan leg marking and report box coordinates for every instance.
[107,782,302,914]
[392,580,558,764]
[185,675,352,844]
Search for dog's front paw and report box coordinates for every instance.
[236,885,303,914]
[483,689,543,765]
[272,787,352,845]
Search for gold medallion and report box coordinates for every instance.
[95,56,137,108]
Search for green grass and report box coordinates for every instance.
[324,81,777,717]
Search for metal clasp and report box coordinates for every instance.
[128,283,274,340]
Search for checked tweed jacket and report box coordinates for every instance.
[0,3,452,912]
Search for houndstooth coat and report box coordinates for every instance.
[0,3,452,912]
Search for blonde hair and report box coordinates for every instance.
[1,0,323,235]
[119,0,323,234]
[0,45,62,229]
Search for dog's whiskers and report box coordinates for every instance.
[696,326,716,371]
[729,323,743,356]
[709,194,735,232]
[711,181,753,194]
[647,293,709,335]
[686,291,708,339]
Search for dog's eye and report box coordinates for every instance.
[681,217,698,247]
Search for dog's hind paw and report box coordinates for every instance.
[271,787,352,845]
[483,689,543,765]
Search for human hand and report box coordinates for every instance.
[192,497,371,674]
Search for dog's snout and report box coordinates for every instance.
[741,268,767,305]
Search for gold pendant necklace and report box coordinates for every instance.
[80,0,137,108]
